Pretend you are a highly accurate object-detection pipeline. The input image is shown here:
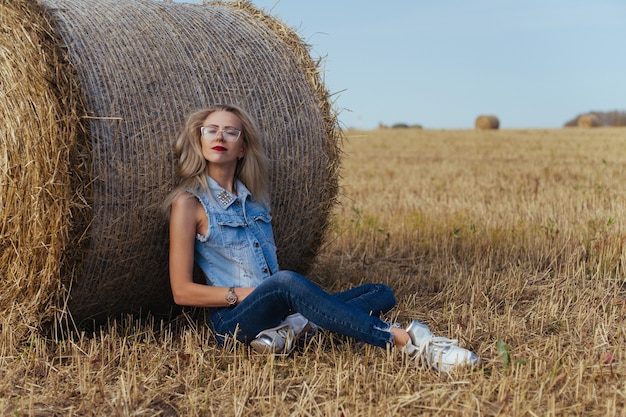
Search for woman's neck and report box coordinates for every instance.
[207,166,236,194]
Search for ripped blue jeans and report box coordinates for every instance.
[210,270,397,348]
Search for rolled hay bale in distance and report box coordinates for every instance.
[475,115,500,130]
[577,114,601,128]
[0,0,341,334]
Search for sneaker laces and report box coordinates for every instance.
[253,323,296,353]
[273,324,296,353]
[275,325,294,341]
[416,336,459,369]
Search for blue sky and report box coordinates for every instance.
[178,0,626,129]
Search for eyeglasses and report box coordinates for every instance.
[200,126,242,142]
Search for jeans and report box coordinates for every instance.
[210,270,397,348]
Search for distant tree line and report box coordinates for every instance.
[378,123,423,129]
[564,110,626,127]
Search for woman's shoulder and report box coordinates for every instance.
[171,190,201,211]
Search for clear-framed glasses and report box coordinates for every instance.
[200,126,242,142]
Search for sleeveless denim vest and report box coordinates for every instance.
[190,177,279,288]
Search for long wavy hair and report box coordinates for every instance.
[163,104,271,214]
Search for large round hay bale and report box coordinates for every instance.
[475,115,500,130]
[577,114,601,128]
[0,0,340,333]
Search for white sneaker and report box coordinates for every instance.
[282,313,309,334]
[249,323,295,355]
[406,320,480,372]
[283,313,318,342]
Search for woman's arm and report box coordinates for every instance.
[168,192,253,307]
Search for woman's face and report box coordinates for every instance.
[200,110,246,169]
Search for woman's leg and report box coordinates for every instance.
[210,271,396,348]
[332,283,396,317]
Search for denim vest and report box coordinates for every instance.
[190,177,279,288]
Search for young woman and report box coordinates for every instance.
[164,104,479,373]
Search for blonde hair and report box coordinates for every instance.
[163,104,271,214]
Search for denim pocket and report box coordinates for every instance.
[250,213,274,241]
[214,213,248,248]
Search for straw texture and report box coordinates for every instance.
[475,115,500,130]
[0,0,340,331]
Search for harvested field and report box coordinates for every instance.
[1,127,625,416]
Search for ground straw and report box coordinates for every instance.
[2,127,624,415]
